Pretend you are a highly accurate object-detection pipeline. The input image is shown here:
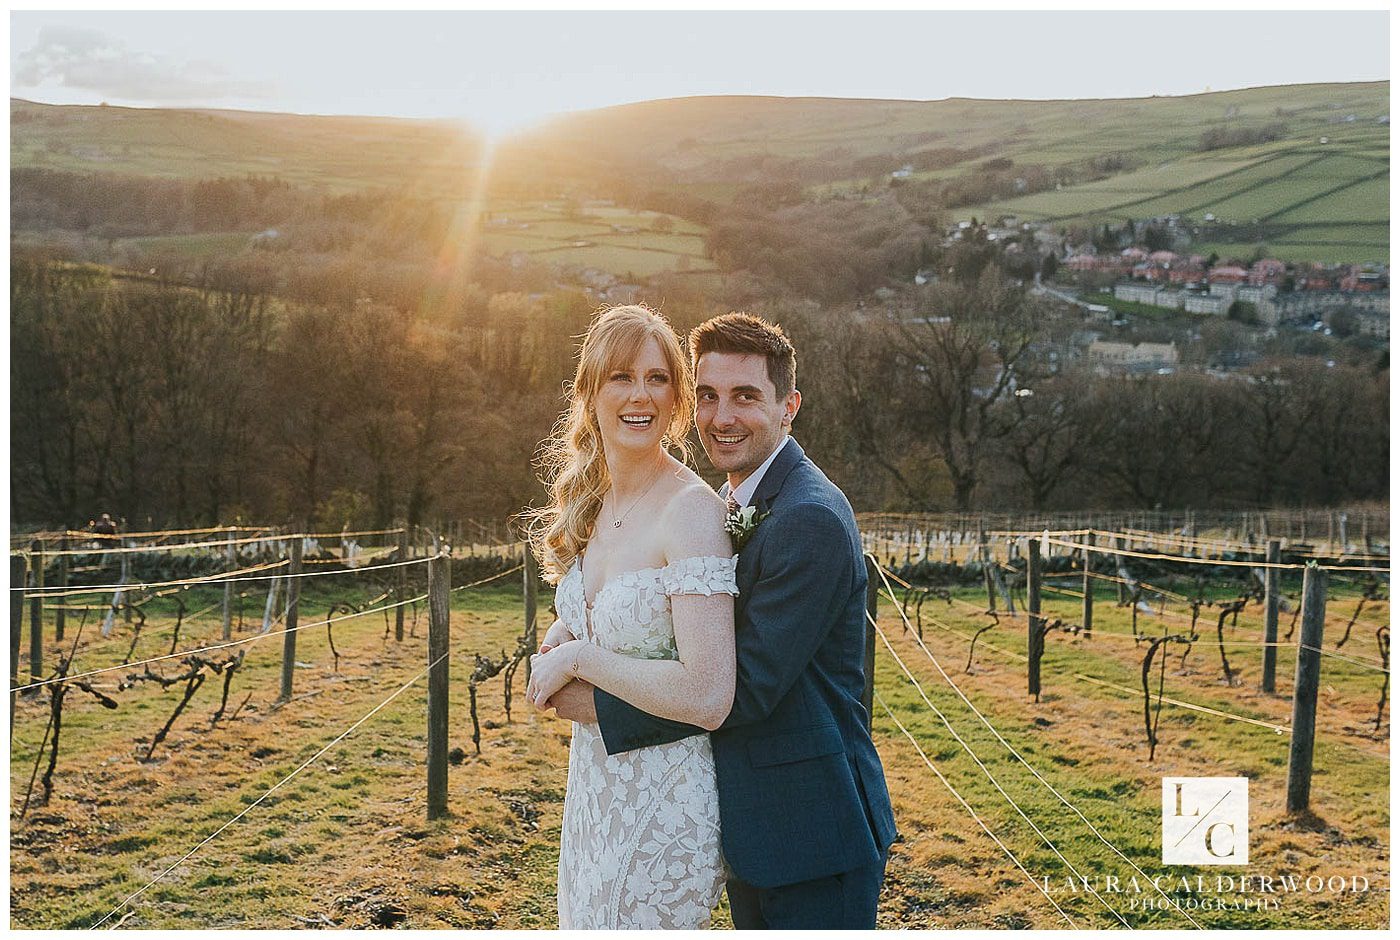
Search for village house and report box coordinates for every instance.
[1087,339,1180,372]
[1161,253,1207,285]
[1114,282,1181,308]
[1340,265,1388,292]
[1271,290,1390,324]
[1248,259,1287,286]
[1207,265,1250,287]
[1067,252,1132,278]
[1183,293,1230,315]
[1236,284,1278,305]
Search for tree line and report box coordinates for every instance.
[783,270,1388,512]
[10,255,1387,532]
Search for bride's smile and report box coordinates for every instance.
[595,337,675,456]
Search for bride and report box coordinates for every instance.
[525,304,736,929]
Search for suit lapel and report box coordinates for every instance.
[734,437,804,598]
[750,436,804,514]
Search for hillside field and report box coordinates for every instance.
[13,81,1388,275]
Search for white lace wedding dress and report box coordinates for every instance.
[554,553,738,929]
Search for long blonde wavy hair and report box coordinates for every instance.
[526,304,695,584]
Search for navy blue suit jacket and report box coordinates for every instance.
[595,437,898,889]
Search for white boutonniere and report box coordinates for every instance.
[724,503,770,551]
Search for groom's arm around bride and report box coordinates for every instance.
[554,313,897,928]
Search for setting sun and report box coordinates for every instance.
[458,100,558,144]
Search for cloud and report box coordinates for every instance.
[13,25,274,102]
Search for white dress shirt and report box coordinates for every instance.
[724,435,790,508]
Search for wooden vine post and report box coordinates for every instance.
[523,546,539,683]
[980,523,996,612]
[863,555,877,731]
[11,555,25,721]
[1286,564,1327,814]
[396,525,408,642]
[222,528,235,640]
[28,540,44,685]
[1081,532,1094,638]
[121,540,132,624]
[1027,536,1043,702]
[277,538,302,704]
[1114,537,1128,604]
[1261,539,1281,693]
[55,536,67,642]
[427,551,451,820]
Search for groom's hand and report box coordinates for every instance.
[547,679,598,723]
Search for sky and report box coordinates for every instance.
[8,9,1391,137]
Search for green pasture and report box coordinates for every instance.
[526,243,715,277]
[1191,240,1387,266]
[799,82,1385,201]
[589,231,708,254]
[1272,178,1388,224]
[1090,294,1196,322]
[478,230,577,254]
[579,206,707,235]
[977,142,1389,259]
[475,202,711,275]
[1273,223,1390,246]
[1203,177,1352,224]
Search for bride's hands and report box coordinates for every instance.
[528,639,587,710]
[539,618,574,654]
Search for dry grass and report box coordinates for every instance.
[8,574,1389,928]
[872,580,1389,929]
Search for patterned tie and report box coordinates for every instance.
[726,494,741,515]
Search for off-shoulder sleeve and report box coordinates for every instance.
[660,554,739,597]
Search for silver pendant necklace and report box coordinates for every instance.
[609,466,666,528]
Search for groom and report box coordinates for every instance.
[549,312,897,928]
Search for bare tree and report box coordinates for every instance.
[1091,373,1229,508]
[883,270,1041,509]
[996,369,1101,509]
[1236,362,1324,506]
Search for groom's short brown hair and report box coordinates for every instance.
[689,313,797,400]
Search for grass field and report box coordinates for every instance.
[10,99,485,195]
[8,546,1389,929]
[1084,292,1193,322]
[976,140,1387,264]
[479,205,715,276]
[1190,241,1388,266]
[540,83,1387,172]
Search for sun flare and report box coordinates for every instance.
[458,100,556,145]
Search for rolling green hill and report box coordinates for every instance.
[12,81,1390,267]
[529,82,1386,173]
[10,98,486,193]
[525,83,1388,263]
